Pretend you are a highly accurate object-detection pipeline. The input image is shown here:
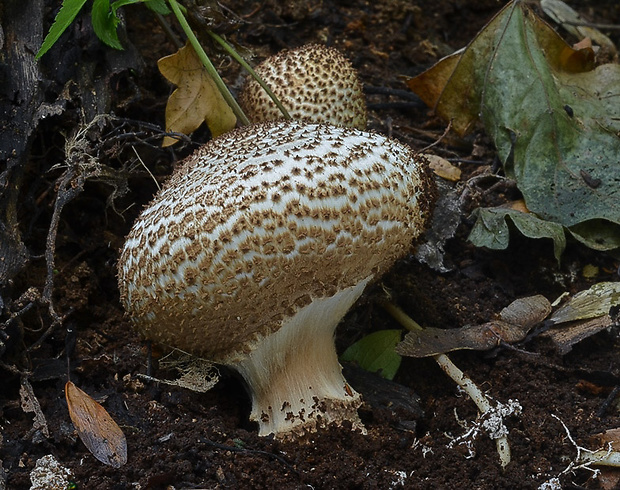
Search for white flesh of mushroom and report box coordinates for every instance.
[235,277,371,436]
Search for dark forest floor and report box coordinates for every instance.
[1,0,619,488]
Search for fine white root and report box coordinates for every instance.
[553,414,620,468]
[434,354,517,467]
[384,302,517,467]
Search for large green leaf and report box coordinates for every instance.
[408,0,620,253]
[91,0,123,50]
[478,4,620,232]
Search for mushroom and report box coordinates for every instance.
[118,120,433,437]
[239,43,367,129]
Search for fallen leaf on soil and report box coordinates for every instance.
[424,153,462,181]
[590,428,620,451]
[549,282,620,324]
[589,429,620,487]
[407,0,620,254]
[65,381,127,468]
[341,329,402,380]
[468,207,566,264]
[543,282,620,354]
[158,43,236,146]
[396,295,551,357]
[540,0,617,57]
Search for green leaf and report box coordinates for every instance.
[91,0,123,50]
[408,1,620,255]
[341,330,403,380]
[469,207,566,263]
[111,0,147,13]
[568,220,620,252]
[36,0,90,59]
[478,5,620,231]
[144,0,171,15]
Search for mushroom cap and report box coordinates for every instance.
[118,120,433,363]
[239,44,367,129]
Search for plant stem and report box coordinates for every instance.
[207,31,292,121]
[168,0,250,126]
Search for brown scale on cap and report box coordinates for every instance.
[239,44,367,129]
[118,120,434,437]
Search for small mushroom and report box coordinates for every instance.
[239,43,367,129]
[118,120,433,437]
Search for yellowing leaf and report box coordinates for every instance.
[423,153,462,181]
[158,43,236,146]
[65,381,127,468]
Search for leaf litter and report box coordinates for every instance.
[65,381,127,468]
[158,42,236,146]
[407,0,620,254]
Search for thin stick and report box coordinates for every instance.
[384,302,512,467]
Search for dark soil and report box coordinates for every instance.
[2,0,620,489]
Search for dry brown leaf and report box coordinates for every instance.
[543,282,619,354]
[158,43,236,146]
[506,200,530,214]
[423,153,462,182]
[406,51,461,122]
[396,295,551,357]
[540,0,617,57]
[65,381,127,468]
[591,428,620,451]
[543,315,613,355]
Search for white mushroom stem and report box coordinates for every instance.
[233,277,371,437]
[384,302,512,468]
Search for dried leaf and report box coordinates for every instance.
[65,381,127,468]
[544,315,613,355]
[549,282,620,324]
[406,51,461,115]
[591,428,620,452]
[540,0,617,56]
[396,295,551,357]
[543,282,620,354]
[424,153,462,181]
[158,43,236,146]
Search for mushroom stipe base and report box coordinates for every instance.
[234,277,370,437]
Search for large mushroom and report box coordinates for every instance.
[118,120,433,437]
[239,43,367,129]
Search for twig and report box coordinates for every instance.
[597,385,620,418]
[199,437,298,473]
[383,302,515,467]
